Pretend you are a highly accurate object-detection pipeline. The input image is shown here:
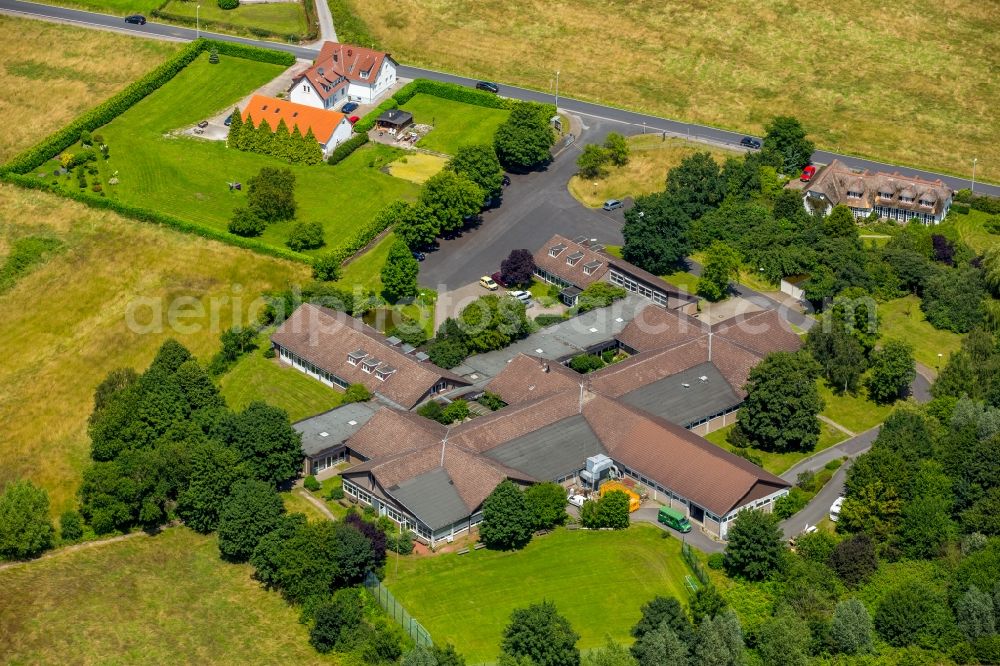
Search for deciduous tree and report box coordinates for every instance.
[697,241,740,301]
[310,587,365,653]
[227,401,303,487]
[494,101,556,170]
[577,144,610,179]
[246,166,296,223]
[217,478,285,562]
[735,351,823,452]
[762,116,815,173]
[448,144,505,198]
[480,480,533,550]
[0,480,53,560]
[831,598,874,655]
[524,482,569,531]
[420,170,484,233]
[866,340,915,403]
[603,133,629,166]
[381,239,420,303]
[622,193,692,275]
[500,249,536,286]
[723,509,784,581]
[501,600,581,666]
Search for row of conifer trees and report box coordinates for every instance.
[226,109,323,165]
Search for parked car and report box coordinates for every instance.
[341,102,359,113]
[507,290,531,305]
[224,113,234,127]
[479,275,499,290]
[603,199,623,211]
[829,496,845,522]
[124,14,146,24]
[740,136,762,149]
[348,115,360,124]
[411,251,426,261]
[567,494,586,508]
[657,506,692,533]
[490,271,510,289]
[502,174,511,187]
[476,81,500,94]
[800,165,817,182]
[197,120,209,129]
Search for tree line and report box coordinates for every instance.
[227,110,324,165]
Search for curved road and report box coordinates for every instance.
[1,0,996,197]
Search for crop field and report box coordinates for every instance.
[0,527,334,664]
[0,184,309,514]
[400,93,510,155]
[569,136,738,207]
[0,16,179,163]
[355,0,1000,183]
[387,525,691,663]
[40,53,420,257]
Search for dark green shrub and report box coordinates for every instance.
[326,133,369,165]
[985,216,1000,235]
[328,486,345,501]
[568,354,604,373]
[774,487,809,519]
[951,203,971,215]
[534,314,566,327]
[59,509,84,542]
[228,206,266,237]
[393,78,515,110]
[80,130,92,145]
[285,221,325,251]
[479,391,506,411]
[707,552,725,569]
[417,400,442,421]
[311,252,341,281]
[438,399,469,424]
[262,346,275,359]
[344,383,372,403]
[825,458,844,471]
[303,475,321,492]
[217,0,239,10]
[387,529,414,555]
[208,47,220,63]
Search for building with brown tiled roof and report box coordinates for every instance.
[289,41,397,111]
[803,159,953,224]
[271,303,469,410]
[533,234,698,313]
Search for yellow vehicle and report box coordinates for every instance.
[599,481,641,512]
[479,276,498,290]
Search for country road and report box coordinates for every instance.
[1,0,997,197]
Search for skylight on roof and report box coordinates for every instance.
[535,348,544,353]
[347,420,357,426]
[319,432,329,437]
[589,327,598,333]
[615,317,624,323]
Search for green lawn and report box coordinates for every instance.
[159,0,308,37]
[877,295,964,369]
[281,489,332,523]
[388,152,449,184]
[0,527,334,664]
[34,0,162,15]
[662,269,699,295]
[386,525,690,664]
[703,422,847,476]
[335,231,398,293]
[399,93,510,155]
[817,379,895,435]
[943,208,999,254]
[46,54,419,258]
[219,335,343,422]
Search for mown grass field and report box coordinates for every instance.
[944,208,999,254]
[218,333,343,422]
[877,295,963,369]
[0,184,309,514]
[703,422,847,476]
[388,152,448,184]
[569,136,738,207]
[0,16,179,162]
[356,0,1000,184]
[0,527,334,664]
[400,93,510,155]
[387,525,690,664]
[159,0,308,37]
[43,53,420,257]
[816,379,895,435]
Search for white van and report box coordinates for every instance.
[829,496,845,522]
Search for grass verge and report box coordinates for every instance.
[386,525,690,663]
[0,527,333,663]
[703,422,847,476]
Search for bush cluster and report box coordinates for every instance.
[326,133,369,165]
[217,0,238,9]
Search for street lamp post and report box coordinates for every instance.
[554,70,560,110]
[972,158,978,193]
[196,4,200,38]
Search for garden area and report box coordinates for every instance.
[35,51,420,259]
[386,525,692,663]
[399,93,510,155]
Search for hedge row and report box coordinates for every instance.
[326,133,369,165]
[301,0,320,41]
[951,203,971,215]
[392,78,515,110]
[1,39,294,177]
[2,173,311,264]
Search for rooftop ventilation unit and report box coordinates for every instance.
[699,376,708,382]
[347,420,357,426]
[319,431,329,437]
[681,383,691,388]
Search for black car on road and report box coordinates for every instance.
[125,14,146,24]
[740,136,762,149]
[476,81,499,94]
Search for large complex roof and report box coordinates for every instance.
[241,94,348,143]
[271,304,469,409]
[293,41,393,102]
[341,304,798,525]
[805,159,953,216]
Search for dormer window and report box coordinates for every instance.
[361,357,382,373]
[846,190,863,198]
[347,349,367,366]
[566,251,584,267]
[919,198,934,207]
[583,260,602,276]
[374,365,396,381]
[900,195,914,203]
[879,191,893,199]
[549,243,566,258]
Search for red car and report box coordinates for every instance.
[490,271,510,289]
[348,115,360,124]
[800,165,817,182]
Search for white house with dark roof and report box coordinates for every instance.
[289,41,397,110]
[803,159,953,224]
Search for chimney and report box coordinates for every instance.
[332,53,338,62]
[542,362,550,373]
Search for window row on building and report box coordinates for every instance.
[277,345,350,389]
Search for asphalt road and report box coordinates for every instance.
[2,0,996,197]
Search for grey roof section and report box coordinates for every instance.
[294,402,379,457]
[456,294,648,380]
[620,362,741,427]
[390,468,471,530]
[485,414,606,480]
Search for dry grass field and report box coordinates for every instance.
[0,15,179,163]
[0,527,335,664]
[355,0,1000,183]
[0,185,309,515]
[568,136,739,206]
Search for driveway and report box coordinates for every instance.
[417,117,626,291]
[632,505,724,554]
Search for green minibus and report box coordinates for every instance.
[657,507,692,533]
